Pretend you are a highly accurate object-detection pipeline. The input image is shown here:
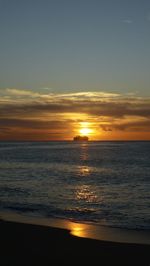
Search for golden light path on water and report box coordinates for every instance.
[1,141,150,245]
[74,143,98,204]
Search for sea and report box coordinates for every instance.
[0,141,150,231]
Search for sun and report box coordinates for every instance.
[79,127,92,136]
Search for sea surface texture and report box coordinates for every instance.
[0,141,150,230]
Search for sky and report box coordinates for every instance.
[0,0,150,140]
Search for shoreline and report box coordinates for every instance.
[1,210,150,245]
[1,218,150,266]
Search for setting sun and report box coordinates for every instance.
[79,127,92,136]
[78,122,95,138]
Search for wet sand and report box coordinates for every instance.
[1,219,150,266]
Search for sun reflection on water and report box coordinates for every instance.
[75,184,98,203]
[77,165,91,177]
[68,222,89,238]
[79,143,88,161]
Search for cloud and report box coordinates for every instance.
[0,118,73,130]
[100,119,150,132]
[0,89,150,119]
[6,88,40,97]
[1,97,149,119]
[0,88,150,139]
[122,19,133,24]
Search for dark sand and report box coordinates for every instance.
[0,219,150,266]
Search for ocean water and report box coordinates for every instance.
[0,141,150,230]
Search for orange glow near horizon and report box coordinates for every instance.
[0,89,150,141]
[78,122,95,138]
[79,127,92,136]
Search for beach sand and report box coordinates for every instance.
[1,218,150,266]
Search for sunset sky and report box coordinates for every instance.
[0,0,150,140]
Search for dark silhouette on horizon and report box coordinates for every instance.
[73,135,89,141]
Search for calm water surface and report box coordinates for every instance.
[0,141,150,230]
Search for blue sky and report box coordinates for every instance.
[0,0,150,95]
